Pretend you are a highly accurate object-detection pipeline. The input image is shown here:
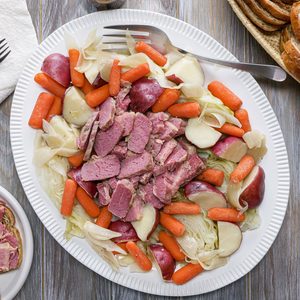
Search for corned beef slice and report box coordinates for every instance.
[158,121,178,141]
[123,194,144,222]
[128,113,152,153]
[146,136,163,157]
[147,112,169,134]
[111,141,128,160]
[98,97,116,130]
[118,151,154,179]
[115,112,135,137]
[139,171,152,185]
[81,155,120,181]
[153,175,173,204]
[140,183,164,209]
[169,117,187,136]
[94,121,123,157]
[83,120,99,161]
[108,177,118,190]
[115,85,131,115]
[129,176,140,189]
[108,179,134,218]
[156,139,177,165]
[97,182,111,206]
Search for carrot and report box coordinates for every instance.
[163,202,201,215]
[121,63,150,83]
[158,231,185,261]
[197,168,225,186]
[109,59,121,96]
[208,81,242,111]
[46,96,62,121]
[28,92,55,129]
[159,212,185,237]
[60,179,77,217]
[172,263,204,285]
[152,89,181,112]
[126,241,152,271]
[96,206,112,228]
[34,73,66,98]
[76,187,100,218]
[216,123,245,137]
[234,108,251,132]
[135,41,167,67]
[69,48,85,87]
[81,77,95,95]
[230,154,255,183]
[112,242,128,255]
[207,207,245,222]
[67,151,84,168]
[167,102,201,118]
[85,84,110,108]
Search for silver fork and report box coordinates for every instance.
[103,25,286,82]
[0,39,11,63]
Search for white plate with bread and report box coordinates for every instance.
[0,186,33,300]
[228,0,300,83]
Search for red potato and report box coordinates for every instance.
[41,53,71,87]
[239,166,265,208]
[149,244,176,280]
[92,73,107,88]
[109,220,139,243]
[129,78,164,113]
[184,181,227,210]
[166,74,183,85]
[211,137,248,163]
[131,204,159,241]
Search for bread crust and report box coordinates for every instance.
[280,25,293,52]
[291,2,300,40]
[283,38,300,68]
[257,0,291,21]
[281,51,300,79]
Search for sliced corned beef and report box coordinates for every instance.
[118,151,154,179]
[169,117,187,136]
[129,176,140,189]
[158,121,178,141]
[146,136,164,157]
[147,112,169,134]
[111,141,128,160]
[97,182,111,206]
[139,171,152,185]
[115,112,135,137]
[94,121,123,157]
[83,120,99,161]
[128,113,152,153]
[123,194,144,222]
[164,143,188,170]
[178,138,197,155]
[152,175,173,204]
[140,183,164,209]
[107,177,118,190]
[98,97,116,130]
[68,168,97,197]
[77,111,99,150]
[81,154,120,181]
[108,179,134,218]
[115,85,131,115]
[156,139,177,165]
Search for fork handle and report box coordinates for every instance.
[178,49,287,82]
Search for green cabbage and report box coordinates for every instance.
[240,209,261,232]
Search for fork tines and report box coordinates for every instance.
[0,39,11,63]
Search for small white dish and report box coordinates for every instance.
[0,186,33,300]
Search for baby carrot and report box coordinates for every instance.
[172,263,204,285]
[135,41,167,67]
[109,59,121,96]
[81,77,95,95]
[28,92,55,129]
[234,108,251,132]
[126,241,152,271]
[158,231,185,261]
[163,202,201,215]
[216,123,245,137]
[85,84,110,108]
[96,206,112,228]
[159,212,185,237]
[152,89,181,112]
[76,187,100,218]
[34,73,66,98]
[230,154,255,183]
[208,81,242,111]
[46,96,62,121]
[60,179,78,217]
[69,48,85,87]
[167,102,201,118]
[207,207,245,222]
[197,168,225,187]
[67,151,85,168]
[121,63,150,83]
[112,242,128,255]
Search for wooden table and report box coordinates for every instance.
[1,0,298,299]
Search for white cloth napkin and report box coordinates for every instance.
[0,0,38,103]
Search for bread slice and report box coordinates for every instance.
[281,51,300,80]
[257,0,291,21]
[283,37,300,67]
[244,0,287,25]
[281,0,299,4]
[291,2,300,40]
[280,25,293,52]
[236,0,283,31]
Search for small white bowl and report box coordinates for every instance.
[0,186,33,300]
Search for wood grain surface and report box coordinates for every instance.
[0,0,298,299]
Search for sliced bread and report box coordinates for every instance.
[283,37,300,67]
[236,0,283,31]
[281,0,299,4]
[280,25,293,52]
[257,0,291,21]
[244,0,287,25]
[281,51,300,79]
[291,2,300,40]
